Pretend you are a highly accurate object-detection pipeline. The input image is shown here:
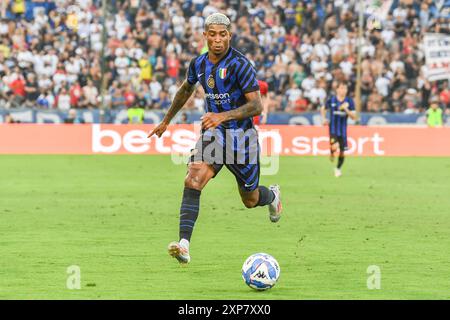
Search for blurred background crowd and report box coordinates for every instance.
[0,0,449,118]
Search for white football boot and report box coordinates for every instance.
[268,185,282,223]
[334,168,342,177]
[168,239,190,264]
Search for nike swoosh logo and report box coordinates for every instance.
[198,73,204,77]
[244,183,255,188]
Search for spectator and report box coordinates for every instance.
[166,52,180,81]
[36,89,55,109]
[123,84,136,108]
[149,76,162,103]
[285,91,310,113]
[177,112,190,124]
[7,69,25,107]
[309,80,327,109]
[111,86,126,110]
[10,0,26,20]
[404,88,420,114]
[115,10,131,40]
[138,53,152,84]
[82,79,99,108]
[192,89,205,112]
[439,81,450,110]
[70,81,82,108]
[127,104,145,124]
[154,90,171,110]
[24,73,39,107]
[367,91,383,113]
[56,87,71,110]
[375,73,391,98]
[64,108,84,124]
[4,111,19,123]
[285,83,302,110]
[0,0,447,120]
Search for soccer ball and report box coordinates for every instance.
[242,253,280,291]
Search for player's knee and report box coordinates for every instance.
[185,164,212,191]
[184,174,204,191]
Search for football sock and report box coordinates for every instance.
[257,186,275,207]
[337,156,345,169]
[179,187,201,242]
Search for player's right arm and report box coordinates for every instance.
[320,99,329,126]
[147,80,196,138]
[148,59,199,138]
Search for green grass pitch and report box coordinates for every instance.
[1,155,449,299]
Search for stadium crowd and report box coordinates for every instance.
[0,0,449,119]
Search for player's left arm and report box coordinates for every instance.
[201,91,263,130]
[223,90,263,120]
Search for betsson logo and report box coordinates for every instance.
[91,124,196,154]
[289,134,385,155]
[91,125,385,155]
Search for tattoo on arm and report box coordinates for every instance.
[223,98,262,121]
[162,81,196,123]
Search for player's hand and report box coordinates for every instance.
[201,112,226,130]
[322,119,329,126]
[147,121,168,138]
[339,102,349,112]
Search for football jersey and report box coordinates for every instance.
[325,95,355,137]
[187,47,260,132]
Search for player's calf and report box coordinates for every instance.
[178,187,201,243]
[335,152,345,177]
[240,185,282,222]
[337,153,345,169]
[242,198,258,208]
[239,186,273,209]
[240,189,259,208]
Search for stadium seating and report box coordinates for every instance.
[0,0,449,124]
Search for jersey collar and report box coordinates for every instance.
[207,47,232,65]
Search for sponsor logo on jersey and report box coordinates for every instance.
[333,110,347,116]
[205,92,231,105]
[205,93,230,99]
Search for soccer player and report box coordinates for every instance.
[320,82,356,177]
[147,13,282,264]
